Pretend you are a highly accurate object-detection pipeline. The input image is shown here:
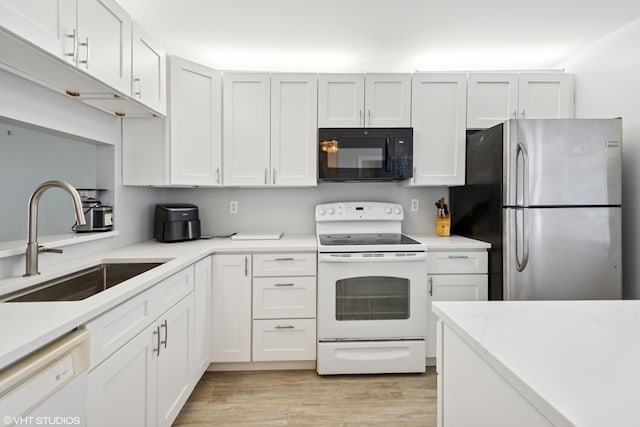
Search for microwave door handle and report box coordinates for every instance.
[385,137,391,172]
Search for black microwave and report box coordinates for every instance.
[318,128,413,181]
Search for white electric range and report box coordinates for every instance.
[315,202,427,375]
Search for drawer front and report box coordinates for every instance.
[252,319,316,362]
[85,288,158,370]
[253,277,316,319]
[155,266,194,313]
[252,253,317,277]
[428,251,488,274]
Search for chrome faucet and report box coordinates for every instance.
[24,180,86,276]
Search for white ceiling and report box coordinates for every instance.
[119,0,640,73]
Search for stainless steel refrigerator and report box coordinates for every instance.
[450,119,622,300]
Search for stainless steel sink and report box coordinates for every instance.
[3,262,164,302]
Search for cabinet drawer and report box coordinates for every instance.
[253,277,316,319]
[252,319,316,361]
[155,266,194,312]
[428,251,488,274]
[252,253,316,277]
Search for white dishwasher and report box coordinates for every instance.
[0,329,90,427]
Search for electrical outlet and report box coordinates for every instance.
[229,201,238,214]
[411,199,419,212]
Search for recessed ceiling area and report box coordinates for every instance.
[119,0,640,72]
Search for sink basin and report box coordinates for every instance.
[3,262,164,302]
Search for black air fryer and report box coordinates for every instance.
[154,204,201,242]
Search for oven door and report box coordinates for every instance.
[317,252,427,340]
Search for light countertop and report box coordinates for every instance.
[0,233,489,370]
[432,300,640,427]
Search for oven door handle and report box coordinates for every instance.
[385,137,392,172]
[318,253,428,262]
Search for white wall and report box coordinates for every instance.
[555,17,640,298]
[164,184,446,237]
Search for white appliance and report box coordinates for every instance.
[0,330,89,427]
[316,202,427,375]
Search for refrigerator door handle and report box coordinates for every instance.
[516,143,530,207]
[515,208,530,272]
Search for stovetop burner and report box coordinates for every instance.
[319,233,421,246]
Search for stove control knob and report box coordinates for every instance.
[318,207,326,216]
[384,207,392,214]
[394,207,402,215]
[327,207,335,215]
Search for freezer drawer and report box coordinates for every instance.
[503,207,621,300]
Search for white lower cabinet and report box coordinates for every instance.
[426,251,488,359]
[86,266,196,427]
[211,254,252,362]
[212,252,317,365]
[192,256,212,381]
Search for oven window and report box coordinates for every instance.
[335,276,410,320]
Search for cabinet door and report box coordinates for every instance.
[88,323,157,427]
[131,21,166,115]
[318,73,365,127]
[212,255,252,362]
[169,56,222,186]
[410,73,466,186]
[518,73,574,119]
[252,318,316,362]
[223,72,271,186]
[365,73,411,127]
[467,73,519,129]
[0,0,76,63]
[192,256,212,382]
[426,274,488,358]
[270,73,318,187]
[76,0,132,95]
[156,294,195,427]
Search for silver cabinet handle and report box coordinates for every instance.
[153,326,160,356]
[513,109,517,119]
[274,257,295,261]
[429,277,433,297]
[160,319,168,349]
[65,29,78,61]
[447,255,469,259]
[244,256,249,276]
[359,109,363,126]
[216,167,220,184]
[275,325,294,329]
[368,109,371,126]
[264,168,268,185]
[413,166,417,184]
[272,168,276,185]
[133,75,142,98]
[79,37,90,68]
[274,283,294,287]
[521,109,526,118]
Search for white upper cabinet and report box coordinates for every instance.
[318,73,364,127]
[0,0,77,62]
[409,73,467,186]
[517,73,575,120]
[318,73,411,127]
[270,73,318,186]
[467,72,574,128]
[169,56,222,186]
[131,21,166,115]
[224,72,318,187]
[122,56,222,186]
[76,0,132,95]
[223,72,271,186]
[365,73,412,127]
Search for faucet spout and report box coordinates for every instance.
[24,180,87,277]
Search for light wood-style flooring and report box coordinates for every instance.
[173,368,437,426]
